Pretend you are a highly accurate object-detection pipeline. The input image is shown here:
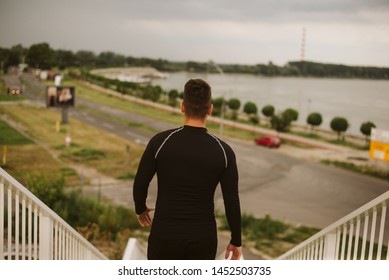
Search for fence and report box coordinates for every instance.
[278,191,389,260]
[0,167,107,260]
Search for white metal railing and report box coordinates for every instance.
[278,191,389,260]
[0,167,108,260]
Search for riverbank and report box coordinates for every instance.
[73,76,389,182]
[152,71,389,136]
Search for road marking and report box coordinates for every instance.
[124,132,147,145]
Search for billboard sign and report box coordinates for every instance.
[46,86,75,108]
[370,128,389,162]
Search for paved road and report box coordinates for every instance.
[3,74,389,231]
[228,140,389,228]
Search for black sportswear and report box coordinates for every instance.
[147,235,218,260]
[133,125,241,251]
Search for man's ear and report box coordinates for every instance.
[207,104,213,115]
[181,101,185,113]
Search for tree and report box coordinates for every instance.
[360,121,376,144]
[0,47,10,73]
[186,61,208,72]
[262,105,275,117]
[97,51,125,68]
[168,89,179,108]
[283,108,299,122]
[26,42,55,69]
[8,44,27,67]
[228,98,241,120]
[271,113,291,132]
[243,101,257,116]
[330,117,349,140]
[75,50,97,67]
[55,49,77,69]
[307,112,323,131]
[211,97,225,116]
[243,101,258,126]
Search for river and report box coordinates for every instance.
[152,72,389,136]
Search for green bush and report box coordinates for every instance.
[25,173,143,239]
[26,173,67,208]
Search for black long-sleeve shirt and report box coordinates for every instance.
[133,125,241,246]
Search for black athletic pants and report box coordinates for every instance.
[147,234,218,260]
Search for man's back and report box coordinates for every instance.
[134,125,239,239]
[155,126,234,236]
[133,78,241,260]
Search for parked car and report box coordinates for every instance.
[254,135,281,148]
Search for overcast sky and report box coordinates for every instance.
[1,0,388,67]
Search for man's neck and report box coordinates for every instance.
[184,117,207,128]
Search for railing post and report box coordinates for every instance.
[8,185,12,260]
[377,202,386,260]
[85,248,93,260]
[39,211,53,260]
[0,181,4,260]
[323,231,337,260]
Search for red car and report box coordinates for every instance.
[254,135,281,148]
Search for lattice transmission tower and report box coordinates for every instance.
[301,28,306,61]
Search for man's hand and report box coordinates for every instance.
[136,207,154,227]
[225,243,242,260]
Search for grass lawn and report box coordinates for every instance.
[0,94,26,102]
[0,118,80,186]
[0,119,33,145]
[0,104,145,180]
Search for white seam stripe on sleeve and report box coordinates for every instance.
[207,132,228,168]
[155,127,184,159]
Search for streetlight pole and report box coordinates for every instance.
[208,60,226,136]
[220,97,225,136]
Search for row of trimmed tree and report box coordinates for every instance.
[216,98,377,141]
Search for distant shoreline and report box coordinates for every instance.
[90,67,166,83]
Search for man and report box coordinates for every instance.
[133,78,241,260]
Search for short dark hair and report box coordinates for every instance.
[183,79,211,119]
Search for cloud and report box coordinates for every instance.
[113,0,389,22]
[0,0,388,66]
